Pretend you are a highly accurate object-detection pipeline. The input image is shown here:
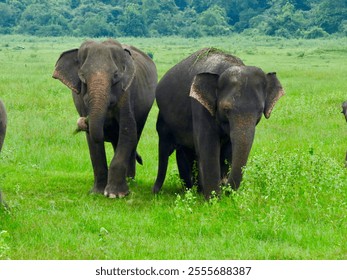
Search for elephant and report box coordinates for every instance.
[53,39,157,198]
[342,101,347,122]
[0,100,6,152]
[152,48,284,199]
[342,101,347,166]
[0,100,7,207]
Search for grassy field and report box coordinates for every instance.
[0,35,346,260]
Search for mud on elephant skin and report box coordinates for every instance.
[153,48,284,199]
[53,39,157,198]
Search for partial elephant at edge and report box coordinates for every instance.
[0,100,7,208]
[342,101,347,167]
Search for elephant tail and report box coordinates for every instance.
[136,152,143,165]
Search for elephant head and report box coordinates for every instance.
[53,39,136,143]
[190,65,284,190]
[342,101,347,122]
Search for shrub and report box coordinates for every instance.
[304,27,329,39]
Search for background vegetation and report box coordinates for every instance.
[0,0,346,38]
[0,34,346,259]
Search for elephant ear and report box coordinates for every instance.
[264,72,285,119]
[122,47,136,92]
[52,49,81,94]
[189,73,219,117]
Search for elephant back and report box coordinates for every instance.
[124,44,157,100]
[188,48,245,76]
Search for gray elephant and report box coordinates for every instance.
[0,100,7,207]
[342,101,347,122]
[342,101,347,166]
[152,48,284,199]
[53,39,157,198]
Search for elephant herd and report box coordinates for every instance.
[52,39,286,200]
[0,39,346,205]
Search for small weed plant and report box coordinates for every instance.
[0,230,10,259]
[174,188,198,217]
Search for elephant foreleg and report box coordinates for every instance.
[86,133,108,194]
[192,102,221,199]
[105,107,137,198]
[196,137,221,199]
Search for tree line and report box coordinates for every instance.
[0,0,346,38]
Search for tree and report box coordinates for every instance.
[78,13,115,37]
[174,0,188,10]
[143,0,180,36]
[174,7,203,38]
[118,3,149,37]
[70,0,80,9]
[149,12,176,36]
[249,1,308,37]
[197,5,232,36]
[16,3,72,36]
[312,0,347,34]
[0,0,344,37]
[70,3,121,37]
[0,3,16,33]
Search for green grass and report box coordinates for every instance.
[0,35,346,260]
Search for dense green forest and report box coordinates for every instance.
[0,0,346,38]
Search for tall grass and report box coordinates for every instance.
[0,35,346,260]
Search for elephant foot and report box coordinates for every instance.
[90,187,105,194]
[152,184,161,194]
[90,182,107,194]
[104,184,130,199]
[104,190,130,199]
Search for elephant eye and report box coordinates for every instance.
[112,71,121,84]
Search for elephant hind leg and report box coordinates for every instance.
[153,114,178,194]
[152,137,175,194]
[111,142,141,180]
[127,149,137,179]
[176,147,195,189]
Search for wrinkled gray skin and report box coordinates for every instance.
[342,101,347,166]
[153,48,284,199]
[0,100,7,207]
[53,39,157,198]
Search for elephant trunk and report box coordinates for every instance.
[228,119,256,190]
[87,73,111,143]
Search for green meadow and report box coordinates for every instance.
[0,35,346,259]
